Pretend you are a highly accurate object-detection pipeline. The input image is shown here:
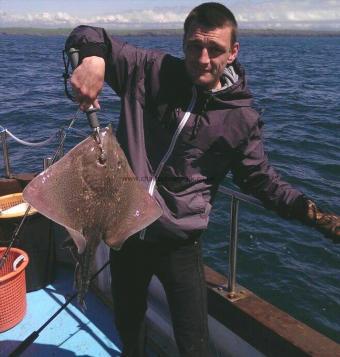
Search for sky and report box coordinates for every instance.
[0,0,340,30]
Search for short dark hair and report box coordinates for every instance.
[184,2,238,44]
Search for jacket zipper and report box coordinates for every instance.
[139,86,197,240]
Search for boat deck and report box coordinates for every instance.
[0,265,122,356]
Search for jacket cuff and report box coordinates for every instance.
[78,43,107,63]
[290,194,310,221]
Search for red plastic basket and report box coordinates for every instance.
[0,247,29,332]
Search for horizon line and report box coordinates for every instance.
[1,27,340,35]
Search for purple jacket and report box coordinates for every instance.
[66,26,304,240]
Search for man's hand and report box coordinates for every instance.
[70,56,105,111]
[305,200,340,244]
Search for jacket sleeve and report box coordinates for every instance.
[230,113,305,218]
[65,25,164,97]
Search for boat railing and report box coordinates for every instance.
[0,130,11,177]
[217,185,263,298]
[0,126,68,177]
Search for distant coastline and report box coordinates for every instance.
[1,27,340,37]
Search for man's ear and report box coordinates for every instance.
[227,42,240,64]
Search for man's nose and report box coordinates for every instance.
[198,47,210,65]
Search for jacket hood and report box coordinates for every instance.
[197,60,253,110]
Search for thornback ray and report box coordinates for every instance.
[23,126,162,307]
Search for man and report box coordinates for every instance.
[65,3,339,356]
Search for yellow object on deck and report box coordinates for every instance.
[0,193,37,219]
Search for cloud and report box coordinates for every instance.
[0,9,186,28]
[231,0,340,29]
[0,1,340,29]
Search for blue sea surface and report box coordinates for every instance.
[0,33,339,343]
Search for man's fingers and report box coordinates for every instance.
[74,91,100,112]
[79,103,91,112]
[93,99,101,110]
[72,84,101,111]
[79,100,98,112]
[305,200,340,244]
[72,82,97,104]
[317,213,340,244]
[331,226,340,244]
[70,56,105,105]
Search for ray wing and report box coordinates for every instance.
[23,126,162,251]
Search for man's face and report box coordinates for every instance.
[183,22,239,90]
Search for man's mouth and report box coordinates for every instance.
[196,69,212,75]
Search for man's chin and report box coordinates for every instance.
[188,72,210,85]
[193,77,216,90]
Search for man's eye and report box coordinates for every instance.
[209,47,223,56]
[187,43,201,51]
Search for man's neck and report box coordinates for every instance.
[213,80,222,91]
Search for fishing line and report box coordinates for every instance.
[50,108,81,163]
[0,205,33,269]
[9,259,111,357]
